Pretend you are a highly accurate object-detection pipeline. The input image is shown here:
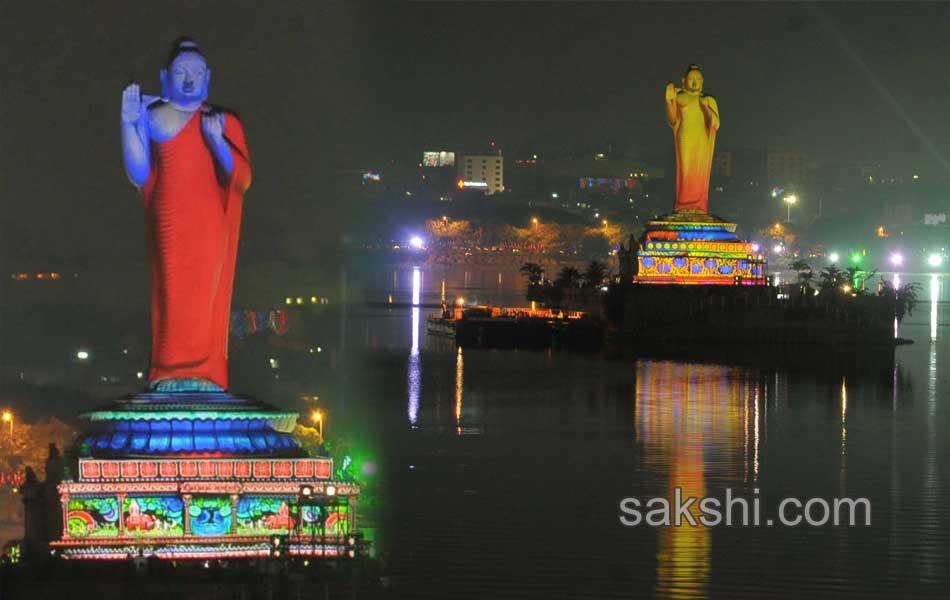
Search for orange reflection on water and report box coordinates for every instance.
[635,360,755,600]
[455,347,464,435]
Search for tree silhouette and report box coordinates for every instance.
[555,266,582,289]
[582,260,609,289]
[519,262,544,286]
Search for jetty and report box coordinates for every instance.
[427,305,602,350]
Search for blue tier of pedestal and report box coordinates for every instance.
[77,391,309,459]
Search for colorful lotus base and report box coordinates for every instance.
[51,391,359,560]
[635,211,767,285]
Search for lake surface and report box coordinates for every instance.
[332,267,949,598]
[2,266,949,598]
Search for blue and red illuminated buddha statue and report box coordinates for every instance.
[44,38,355,563]
[121,37,251,392]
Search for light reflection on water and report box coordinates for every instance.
[363,265,530,309]
[368,266,950,598]
[407,267,421,427]
[637,362,736,599]
[455,346,463,436]
[930,274,938,341]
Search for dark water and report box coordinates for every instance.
[332,267,950,598]
[3,266,949,598]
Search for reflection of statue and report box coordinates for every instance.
[664,64,719,213]
[121,38,252,391]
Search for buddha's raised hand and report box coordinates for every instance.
[665,82,678,102]
[121,82,145,125]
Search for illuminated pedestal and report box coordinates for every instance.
[50,392,359,560]
[635,211,767,285]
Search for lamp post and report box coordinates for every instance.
[783,194,797,222]
[311,410,323,439]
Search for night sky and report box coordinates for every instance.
[5,2,950,264]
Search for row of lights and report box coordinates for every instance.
[10,272,62,281]
[285,296,329,306]
[887,252,944,268]
[824,252,944,268]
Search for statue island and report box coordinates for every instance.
[45,39,360,562]
[634,64,766,284]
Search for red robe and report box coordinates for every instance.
[143,108,251,390]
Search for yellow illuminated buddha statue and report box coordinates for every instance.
[665,64,719,214]
[635,65,763,284]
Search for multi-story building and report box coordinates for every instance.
[457,152,504,195]
[713,150,733,179]
[766,151,804,187]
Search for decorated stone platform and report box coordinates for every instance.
[635,210,767,285]
[50,392,359,561]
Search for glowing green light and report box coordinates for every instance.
[851,254,862,264]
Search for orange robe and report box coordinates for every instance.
[143,109,251,390]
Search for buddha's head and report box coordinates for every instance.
[682,64,704,94]
[160,37,210,108]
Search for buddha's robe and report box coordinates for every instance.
[672,94,717,213]
[142,108,251,389]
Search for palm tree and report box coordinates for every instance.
[819,264,848,291]
[897,282,920,319]
[582,260,609,289]
[879,278,920,321]
[555,266,582,289]
[788,259,813,290]
[519,262,544,286]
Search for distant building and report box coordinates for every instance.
[713,150,733,179]
[422,150,456,168]
[457,152,504,195]
[883,202,914,227]
[766,151,804,186]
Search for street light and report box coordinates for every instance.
[76,350,90,361]
[531,217,539,226]
[890,253,904,267]
[829,252,840,264]
[783,195,797,222]
[1,411,12,441]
